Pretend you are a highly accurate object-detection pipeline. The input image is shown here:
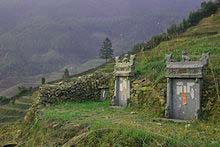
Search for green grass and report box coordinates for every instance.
[136,34,220,75]
[44,101,131,124]
[39,101,220,146]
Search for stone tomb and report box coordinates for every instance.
[99,86,109,101]
[112,54,136,107]
[165,52,209,120]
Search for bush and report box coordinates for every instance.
[140,33,170,51]
[168,1,219,36]
[18,86,30,95]
[0,96,11,105]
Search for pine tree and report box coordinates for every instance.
[99,38,114,62]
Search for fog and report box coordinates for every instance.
[0,0,203,94]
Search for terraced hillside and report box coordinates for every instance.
[0,92,34,145]
[134,12,220,118]
[0,94,35,123]
[1,8,220,147]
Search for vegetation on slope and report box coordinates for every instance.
[11,101,220,146]
[134,12,220,118]
[0,91,35,145]
[1,2,220,146]
[132,0,220,53]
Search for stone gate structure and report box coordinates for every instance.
[112,54,136,107]
[165,52,209,120]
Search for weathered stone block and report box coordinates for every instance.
[112,54,136,107]
[165,52,209,120]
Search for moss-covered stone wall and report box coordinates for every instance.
[130,78,166,116]
[38,72,112,105]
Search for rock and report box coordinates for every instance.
[52,123,59,128]
[185,124,191,128]
[211,141,218,144]
[130,111,137,114]
[156,123,162,126]
[3,143,17,147]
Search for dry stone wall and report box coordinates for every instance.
[39,72,112,105]
[130,78,166,116]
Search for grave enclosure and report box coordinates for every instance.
[112,54,136,107]
[165,52,209,120]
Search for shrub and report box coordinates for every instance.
[17,86,30,95]
[0,96,10,105]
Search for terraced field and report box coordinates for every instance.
[0,93,35,145]
[0,95,33,124]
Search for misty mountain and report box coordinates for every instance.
[0,0,203,80]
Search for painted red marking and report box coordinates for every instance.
[182,92,187,105]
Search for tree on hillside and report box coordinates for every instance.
[167,24,179,35]
[201,1,218,17]
[99,38,114,62]
[179,19,189,32]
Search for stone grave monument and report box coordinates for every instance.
[112,54,136,107]
[99,86,109,101]
[165,52,209,120]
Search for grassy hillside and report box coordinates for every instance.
[136,12,220,78]
[17,101,219,146]
[1,9,220,147]
[134,12,220,118]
